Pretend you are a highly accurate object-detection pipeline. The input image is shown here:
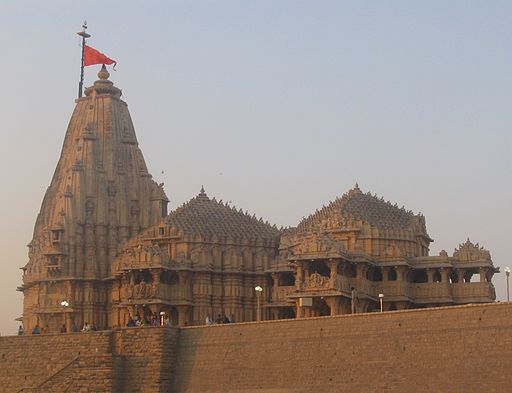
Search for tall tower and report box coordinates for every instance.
[18,66,169,332]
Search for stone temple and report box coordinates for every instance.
[18,66,499,333]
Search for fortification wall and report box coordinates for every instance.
[174,303,512,393]
[0,327,179,393]
[1,303,511,393]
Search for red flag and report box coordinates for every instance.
[83,45,116,68]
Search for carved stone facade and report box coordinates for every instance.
[18,71,498,331]
[108,189,280,327]
[269,185,498,319]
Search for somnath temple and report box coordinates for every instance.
[18,67,498,332]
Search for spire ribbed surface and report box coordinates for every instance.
[21,67,168,331]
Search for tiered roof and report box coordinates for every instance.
[297,184,424,232]
[165,188,280,240]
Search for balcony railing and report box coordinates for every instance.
[451,282,493,300]
[291,274,495,303]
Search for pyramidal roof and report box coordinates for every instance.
[297,183,424,232]
[165,187,280,240]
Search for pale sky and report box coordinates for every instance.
[0,1,510,335]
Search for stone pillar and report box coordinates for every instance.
[382,267,389,281]
[426,269,434,283]
[457,269,464,283]
[356,264,366,279]
[479,267,488,283]
[328,297,339,316]
[295,299,304,319]
[329,260,338,279]
[272,272,279,288]
[396,266,407,281]
[296,263,303,291]
[329,261,338,289]
[441,268,449,283]
[151,269,160,284]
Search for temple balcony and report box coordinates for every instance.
[451,282,496,303]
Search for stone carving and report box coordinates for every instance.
[453,239,491,262]
[304,272,330,290]
[384,243,403,258]
[317,234,346,255]
[130,281,157,299]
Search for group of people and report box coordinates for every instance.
[18,322,101,335]
[205,313,235,325]
[126,314,165,327]
[17,313,236,335]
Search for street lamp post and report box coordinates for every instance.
[255,286,263,321]
[505,267,511,302]
[378,293,384,313]
[60,300,69,332]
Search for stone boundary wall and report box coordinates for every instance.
[174,302,512,393]
[1,303,512,392]
[0,327,179,393]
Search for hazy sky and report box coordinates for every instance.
[0,1,510,335]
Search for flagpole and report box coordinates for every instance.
[77,21,91,99]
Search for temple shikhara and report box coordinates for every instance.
[18,67,499,332]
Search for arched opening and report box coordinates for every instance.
[366,266,383,281]
[160,270,179,285]
[388,267,397,281]
[309,261,330,278]
[345,264,357,278]
[464,269,480,282]
[449,270,459,283]
[389,302,397,311]
[433,270,442,283]
[134,269,153,284]
[279,272,295,286]
[411,269,428,283]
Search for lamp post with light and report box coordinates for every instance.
[60,300,69,332]
[378,293,384,312]
[255,285,263,321]
[505,267,511,302]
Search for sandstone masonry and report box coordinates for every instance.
[1,302,511,393]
